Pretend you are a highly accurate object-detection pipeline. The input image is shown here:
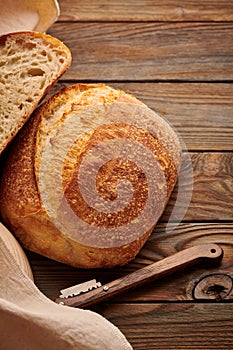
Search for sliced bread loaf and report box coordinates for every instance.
[0,31,71,154]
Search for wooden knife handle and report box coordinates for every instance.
[55,243,223,308]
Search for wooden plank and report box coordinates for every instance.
[58,0,233,22]
[48,22,233,81]
[49,82,233,151]
[110,82,233,151]
[99,303,233,350]
[167,152,233,222]
[29,222,233,301]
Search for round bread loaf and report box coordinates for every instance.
[0,84,182,268]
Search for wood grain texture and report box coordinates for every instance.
[48,22,233,81]
[50,82,233,151]
[29,222,233,301]
[99,303,233,349]
[58,0,233,22]
[161,152,233,222]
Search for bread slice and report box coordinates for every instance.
[0,31,71,154]
[0,84,182,268]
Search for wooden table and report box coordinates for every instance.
[28,1,233,349]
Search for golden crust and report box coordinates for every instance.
[0,84,182,268]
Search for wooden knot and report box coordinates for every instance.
[191,273,233,301]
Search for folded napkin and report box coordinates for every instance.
[0,236,132,350]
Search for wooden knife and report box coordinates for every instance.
[54,243,223,308]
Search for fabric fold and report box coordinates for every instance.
[0,237,132,350]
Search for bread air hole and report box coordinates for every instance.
[40,80,45,89]
[10,56,20,64]
[20,72,26,79]
[24,42,37,50]
[28,68,45,77]
[7,49,17,56]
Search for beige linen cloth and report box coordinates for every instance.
[0,236,133,349]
